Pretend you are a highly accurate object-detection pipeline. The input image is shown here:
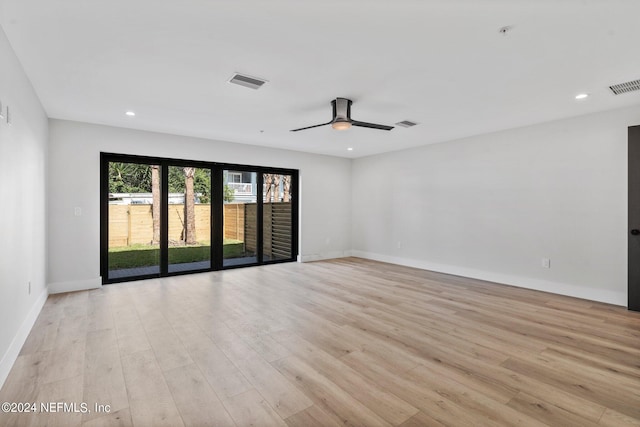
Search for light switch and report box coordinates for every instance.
[74,207,82,216]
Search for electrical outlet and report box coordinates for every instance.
[541,258,551,269]
[74,207,82,216]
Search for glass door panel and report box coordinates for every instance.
[223,170,257,267]
[263,173,293,261]
[107,162,161,280]
[167,166,212,273]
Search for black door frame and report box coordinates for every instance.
[628,126,640,311]
[100,152,299,284]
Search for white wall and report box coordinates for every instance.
[47,119,352,290]
[352,106,640,306]
[0,26,48,387]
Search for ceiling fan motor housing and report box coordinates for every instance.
[332,98,352,122]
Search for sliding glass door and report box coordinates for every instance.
[101,153,298,284]
[105,161,162,280]
[263,173,293,261]
[167,165,212,273]
[223,170,258,267]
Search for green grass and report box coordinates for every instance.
[108,240,245,269]
[223,240,244,259]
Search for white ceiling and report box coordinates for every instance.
[1,0,640,158]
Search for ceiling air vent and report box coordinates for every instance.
[395,120,418,128]
[609,78,640,95]
[228,73,267,90]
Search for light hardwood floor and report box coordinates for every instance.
[1,258,639,427]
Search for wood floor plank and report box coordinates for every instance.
[413,347,609,423]
[216,331,314,419]
[120,350,184,427]
[501,355,640,419]
[543,345,640,380]
[1,257,639,427]
[273,354,393,427]
[397,411,448,427]
[275,333,419,425]
[0,352,50,427]
[231,327,291,362]
[163,363,236,427]
[339,351,506,426]
[144,328,194,372]
[599,408,640,427]
[82,329,129,423]
[113,308,152,357]
[86,292,116,332]
[222,389,287,427]
[284,404,343,427]
[19,316,59,355]
[0,352,47,403]
[28,374,85,427]
[404,364,549,427]
[270,304,368,359]
[182,336,253,398]
[81,408,133,427]
[40,339,86,385]
[506,391,600,427]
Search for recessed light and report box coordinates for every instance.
[347,147,353,151]
[125,111,136,117]
[575,93,589,100]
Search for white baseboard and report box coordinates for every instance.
[351,250,626,307]
[0,288,48,389]
[300,250,352,263]
[48,277,102,294]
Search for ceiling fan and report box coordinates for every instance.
[290,98,394,132]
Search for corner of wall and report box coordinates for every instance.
[300,250,352,262]
[48,277,102,294]
[0,288,48,389]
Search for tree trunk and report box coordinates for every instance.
[151,165,161,244]
[264,173,273,202]
[273,174,281,202]
[184,167,196,245]
[282,175,291,202]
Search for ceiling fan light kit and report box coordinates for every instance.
[291,98,394,132]
[331,120,352,131]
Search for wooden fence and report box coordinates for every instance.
[109,204,243,247]
[245,203,292,259]
[223,204,245,242]
[108,203,292,258]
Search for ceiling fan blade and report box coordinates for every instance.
[290,121,332,132]
[351,121,394,131]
